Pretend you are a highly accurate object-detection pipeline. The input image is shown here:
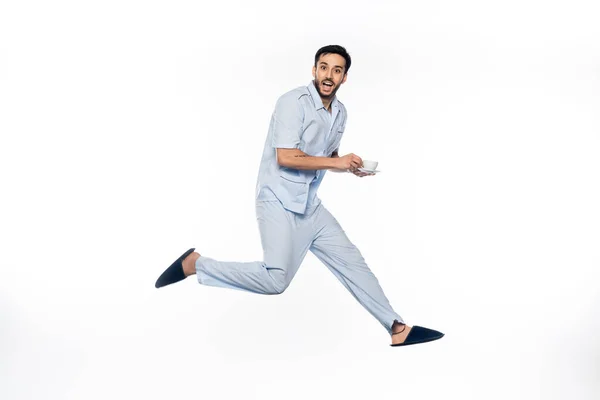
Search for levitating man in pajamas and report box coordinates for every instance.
[156,45,444,347]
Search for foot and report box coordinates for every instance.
[182,251,201,277]
[391,322,413,345]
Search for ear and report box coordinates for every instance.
[342,73,348,84]
[312,65,316,79]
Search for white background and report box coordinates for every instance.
[1,0,599,399]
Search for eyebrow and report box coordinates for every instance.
[318,62,344,69]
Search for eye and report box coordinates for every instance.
[321,66,326,70]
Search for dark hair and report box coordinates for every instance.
[314,45,351,74]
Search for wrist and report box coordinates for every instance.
[328,157,340,170]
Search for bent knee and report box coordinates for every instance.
[270,279,290,295]
[268,270,291,294]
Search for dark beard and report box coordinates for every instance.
[313,79,337,99]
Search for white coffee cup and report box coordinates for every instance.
[362,160,378,170]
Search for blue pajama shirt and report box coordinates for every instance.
[195,80,404,334]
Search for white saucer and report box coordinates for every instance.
[358,167,380,173]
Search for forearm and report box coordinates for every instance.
[329,151,347,173]
[278,149,339,170]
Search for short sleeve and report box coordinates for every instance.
[271,94,304,149]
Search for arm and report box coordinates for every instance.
[277,148,362,171]
[277,148,339,170]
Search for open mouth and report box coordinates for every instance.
[322,81,334,90]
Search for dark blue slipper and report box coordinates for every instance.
[155,248,195,288]
[390,325,444,347]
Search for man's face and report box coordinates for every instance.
[312,53,347,100]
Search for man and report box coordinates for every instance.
[156,45,444,347]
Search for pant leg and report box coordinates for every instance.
[309,204,405,335]
[195,200,313,295]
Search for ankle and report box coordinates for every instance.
[392,321,406,333]
[183,252,200,275]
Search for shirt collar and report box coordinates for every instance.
[308,80,338,111]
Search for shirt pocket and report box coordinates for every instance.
[281,167,318,190]
[279,169,309,198]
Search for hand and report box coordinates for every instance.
[350,169,374,178]
[335,153,363,171]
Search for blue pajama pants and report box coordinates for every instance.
[195,199,405,335]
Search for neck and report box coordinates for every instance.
[321,97,332,112]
